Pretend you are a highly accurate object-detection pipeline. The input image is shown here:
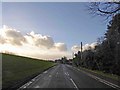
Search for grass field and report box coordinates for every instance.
[2,53,56,88]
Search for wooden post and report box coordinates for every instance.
[81,42,83,60]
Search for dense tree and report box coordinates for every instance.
[61,56,68,64]
[86,1,120,75]
[72,14,120,75]
[73,51,81,67]
[104,13,120,75]
[82,49,95,69]
[94,14,120,75]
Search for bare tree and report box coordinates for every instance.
[87,2,120,20]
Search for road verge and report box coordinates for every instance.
[75,66,120,89]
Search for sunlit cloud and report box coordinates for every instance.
[0,25,71,60]
[71,42,97,53]
[71,45,80,52]
[53,43,67,51]
[1,25,26,46]
[25,31,54,49]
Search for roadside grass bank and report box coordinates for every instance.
[2,53,56,89]
[78,66,119,81]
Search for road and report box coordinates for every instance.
[20,64,119,89]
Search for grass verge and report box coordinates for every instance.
[2,53,56,89]
[78,66,119,81]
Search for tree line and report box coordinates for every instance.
[72,2,120,76]
[72,13,120,76]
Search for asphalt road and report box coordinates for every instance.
[20,64,119,89]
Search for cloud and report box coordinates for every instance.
[71,42,97,52]
[71,45,80,52]
[90,42,97,49]
[83,42,97,51]
[0,25,26,45]
[25,31,54,49]
[0,25,70,60]
[0,35,6,44]
[53,43,67,51]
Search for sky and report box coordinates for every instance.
[0,2,108,60]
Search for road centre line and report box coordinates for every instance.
[49,75,52,77]
[64,71,79,90]
[66,72,69,76]
[70,78,79,90]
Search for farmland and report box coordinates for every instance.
[2,53,56,88]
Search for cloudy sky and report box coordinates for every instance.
[0,2,107,60]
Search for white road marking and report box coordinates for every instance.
[18,72,42,89]
[64,69,78,89]
[23,86,26,88]
[86,72,120,89]
[34,74,41,79]
[70,78,79,90]
[49,75,52,77]
[65,72,70,76]
[43,71,48,74]
[99,79,117,89]
[56,72,58,74]
[76,67,120,89]
[18,66,56,89]
[19,81,33,89]
[32,79,35,81]
[67,72,69,76]
[34,85,40,88]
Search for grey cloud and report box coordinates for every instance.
[35,36,54,49]
[71,45,80,52]
[26,32,67,51]
[26,31,54,49]
[54,43,67,51]
[0,35,6,44]
[1,26,26,45]
[1,26,68,53]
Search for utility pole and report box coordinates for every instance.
[81,42,83,60]
[72,52,74,59]
[116,27,120,65]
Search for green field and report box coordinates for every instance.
[2,53,56,88]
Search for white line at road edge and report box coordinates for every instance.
[43,71,48,74]
[18,66,57,89]
[34,85,40,88]
[75,67,120,89]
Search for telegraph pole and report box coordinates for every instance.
[81,42,83,60]
[72,52,74,58]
